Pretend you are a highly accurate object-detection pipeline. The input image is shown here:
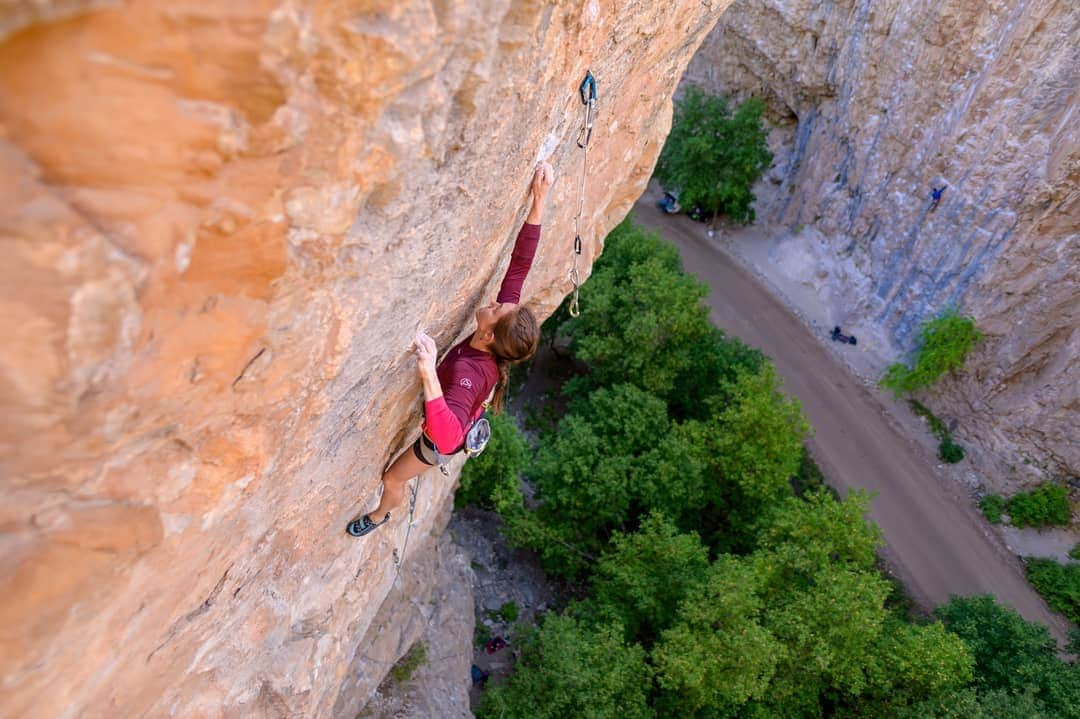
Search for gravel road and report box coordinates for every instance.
[634,199,1071,645]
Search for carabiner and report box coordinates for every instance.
[579,71,597,106]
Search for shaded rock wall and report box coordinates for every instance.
[685,0,1079,482]
[332,513,474,719]
[0,1,729,716]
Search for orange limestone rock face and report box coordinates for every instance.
[0,1,731,716]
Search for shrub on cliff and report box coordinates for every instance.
[1007,483,1072,528]
[1025,559,1080,624]
[881,308,983,397]
[655,86,772,224]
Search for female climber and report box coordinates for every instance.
[347,161,555,537]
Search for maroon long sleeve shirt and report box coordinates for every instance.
[423,222,541,453]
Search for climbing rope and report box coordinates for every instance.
[392,474,420,581]
[569,70,597,318]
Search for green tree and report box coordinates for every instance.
[881,308,983,397]
[855,619,974,713]
[683,364,809,545]
[478,615,654,719]
[511,383,707,576]
[653,556,779,715]
[756,490,882,570]
[553,218,763,419]
[583,513,710,643]
[563,219,717,402]
[655,86,773,224]
[456,411,530,509]
[934,595,1080,717]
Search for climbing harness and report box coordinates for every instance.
[569,70,597,318]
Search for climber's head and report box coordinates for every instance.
[489,304,539,365]
[475,300,514,334]
[483,303,539,412]
[476,301,539,361]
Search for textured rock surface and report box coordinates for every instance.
[684,0,1078,483]
[333,522,474,719]
[0,1,728,716]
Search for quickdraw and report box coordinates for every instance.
[391,474,419,580]
[569,70,597,318]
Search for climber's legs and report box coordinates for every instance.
[368,448,429,522]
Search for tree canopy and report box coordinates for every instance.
[655,86,772,224]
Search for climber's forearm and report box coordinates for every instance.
[525,192,547,225]
[419,365,443,403]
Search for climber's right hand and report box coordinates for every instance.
[532,161,554,199]
[413,331,438,379]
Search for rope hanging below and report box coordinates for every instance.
[569,70,597,318]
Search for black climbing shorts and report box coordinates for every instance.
[412,433,461,466]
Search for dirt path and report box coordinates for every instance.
[634,199,1071,644]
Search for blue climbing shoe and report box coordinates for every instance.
[347,513,389,537]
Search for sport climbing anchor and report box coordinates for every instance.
[346,162,555,538]
[929,185,946,211]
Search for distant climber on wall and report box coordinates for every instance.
[929,185,946,211]
[346,162,554,537]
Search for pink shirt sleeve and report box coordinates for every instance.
[424,398,466,454]
[496,222,541,304]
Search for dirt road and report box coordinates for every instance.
[634,200,1071,643]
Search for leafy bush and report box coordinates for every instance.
[909,399,966,464]
[1069,543,1080,562]
[1025,559,1080,624]
[979,494,1006,524]
[503,383,708,576]
[881,308,983,397]
[581,513,709,643]
[551,218,763,419]
[1007,483,1071,528]
[498,601,520,623]
[456,411,530,509]
[389,641,427,683]
[655,86,772,224]
[939,437,965,463]
[477,616,653,719]
[934,595,1080,717]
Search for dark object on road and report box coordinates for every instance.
[658,191,681,214]
[930,185,946,211]
[471,664,490,687]
[485,636,507,654]
[831,326,858,345]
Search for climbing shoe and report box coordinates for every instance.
[347,513,389,537]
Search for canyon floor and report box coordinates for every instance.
[633,192,1072,645]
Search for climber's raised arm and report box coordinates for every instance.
[497,162,553,307]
